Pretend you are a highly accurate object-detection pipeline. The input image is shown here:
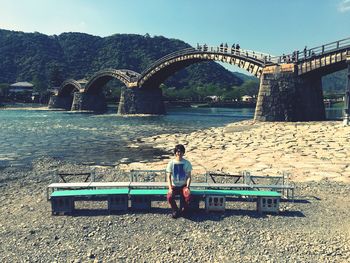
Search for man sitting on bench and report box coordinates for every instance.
[166,144,192,219]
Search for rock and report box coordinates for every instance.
[87,250,95,259]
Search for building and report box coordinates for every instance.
[204,95,220,102]
[9,82,35,102]
[241,95,253,102]
[9,82,34,93]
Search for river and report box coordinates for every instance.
[0,106,254,167]
[0,104,343,167]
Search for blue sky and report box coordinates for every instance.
[1,0,350,72]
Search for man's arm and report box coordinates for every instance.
[186,171,191,188]
[167,172,173,193]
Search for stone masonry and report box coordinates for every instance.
[118,87,165,115]
[255,65,325,121]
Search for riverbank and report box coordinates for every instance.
[164,101,256,108]
[124,120,350,183]
[1,120,350,262]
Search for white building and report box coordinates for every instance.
[9,82,34,93]
[241,95,253,102]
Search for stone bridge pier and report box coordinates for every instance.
[48,95,73,110]
[255,64,325,121]
[118,87,165,114]
[71,92,107,112]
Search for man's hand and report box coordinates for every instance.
[184,187,191,195]
[168,188,173,195]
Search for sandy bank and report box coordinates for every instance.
[123,120,350,183]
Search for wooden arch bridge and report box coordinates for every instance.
[49,37,350,122]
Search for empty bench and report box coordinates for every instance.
[50,188,129,215]
[191,189,281,214]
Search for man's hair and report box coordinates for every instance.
[174,144,186,154]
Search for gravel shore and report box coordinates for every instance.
[1,120,350,262]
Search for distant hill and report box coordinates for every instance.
[232,72,258,82]
[0,29,243,91]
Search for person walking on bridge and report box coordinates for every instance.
[236,44,240,55]
[166,144,192,219]
[231,44,235,54]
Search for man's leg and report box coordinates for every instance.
[167,187,179,211]
[181,186,191,212]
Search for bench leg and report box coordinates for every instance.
[51,197,74,215]
[257,197,280,214]
[108,195,128,212]
[205,196,226,212]
[130,195,151,210]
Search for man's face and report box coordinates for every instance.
[175,149,184,158]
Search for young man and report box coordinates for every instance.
[166,144,192,219]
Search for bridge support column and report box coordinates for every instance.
[255,69,325,121]
[343,55,350,126]
[118,87,165,114]
[71,92,107,112]
[48,95,73,110]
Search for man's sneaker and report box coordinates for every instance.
[171,210,180,219]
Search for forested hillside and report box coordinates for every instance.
[0,29,242,91]
[1,28,345,99]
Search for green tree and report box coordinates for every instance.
[0,83,9,97]
[49,64,64,87]
[32,75,47,93]
[240,80,259,97]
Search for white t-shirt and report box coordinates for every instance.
[166,158,192,187]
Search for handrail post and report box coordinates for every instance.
[343,54,350,126]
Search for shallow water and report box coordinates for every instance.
[0,107,254,167]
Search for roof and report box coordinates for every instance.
[10,82,34,87]
[77,79,88,84]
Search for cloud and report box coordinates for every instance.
[338,0,350,12]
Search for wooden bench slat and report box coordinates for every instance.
[207,183,251,188]
[250,184,295,189]
[129,189,168,195]
[129,182,167,188]
[48,182,91,188]
[51,188,129,197]
[89,182,130,188]
[191,189,281,197]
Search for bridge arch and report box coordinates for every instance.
[84,68,140,94]
[137,47,273,89]
[58,79,82,97]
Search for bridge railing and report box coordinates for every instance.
[140,48,197,76]
[280,37,350,63]
[88,68,140,83]
[140,46,275,77]
[199,45,276,65]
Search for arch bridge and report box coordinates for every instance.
[49,37,350,122]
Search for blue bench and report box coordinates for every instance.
[50,188,129,215]
[50,188,281,215]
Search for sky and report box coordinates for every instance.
[1,0,350,73]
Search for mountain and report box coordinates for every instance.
[0,29,243,90]
[232,71,258,82]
